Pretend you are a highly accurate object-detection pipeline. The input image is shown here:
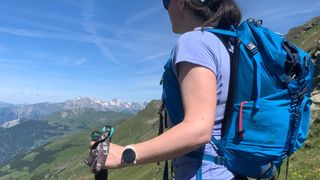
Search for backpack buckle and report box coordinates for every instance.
[248,18,263,27]
[246,42,258,55]
[280,74,297,85]
[214,156,226,166]
[288,74,297,83]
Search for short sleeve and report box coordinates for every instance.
[173,30,222,77]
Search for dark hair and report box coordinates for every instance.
[185,0,242,29]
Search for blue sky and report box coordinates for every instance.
[0,0,319,104]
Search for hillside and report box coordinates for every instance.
[286,16,320,91]
[0,109,133,165]
[286,16,320,57]
[42,108,133,131]
[0,120,66,166]
[0,100,163,180]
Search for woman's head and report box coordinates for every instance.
[164,0,242,33]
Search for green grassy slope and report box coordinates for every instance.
[0,100,163,180]
[42,108,133,132]
[286,16,320,54]
[0,120,66,165]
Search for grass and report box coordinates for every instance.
[278,117,320,180]
[286,16,320,53]
[292,25,320,52]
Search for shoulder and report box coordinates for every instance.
[173,29,228,77]
[177,29,221,46]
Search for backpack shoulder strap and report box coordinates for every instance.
[204,28,237,37]
[221,37,240,136]
[204,28,240,136]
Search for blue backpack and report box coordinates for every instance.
[160,19,314,179]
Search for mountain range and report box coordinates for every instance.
[0,97,144,126]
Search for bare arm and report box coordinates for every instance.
[105,62,217,168]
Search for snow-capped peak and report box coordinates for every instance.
[64,97,142,113]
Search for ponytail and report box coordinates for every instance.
[185,0,242,29]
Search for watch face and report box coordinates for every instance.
[123,148,136,164]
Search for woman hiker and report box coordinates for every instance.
[94,0,242,179]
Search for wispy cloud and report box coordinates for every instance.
[0,26,91,42]
[0,9,174,60]
[0,25,152,54]
[0,55,87,67]
[90,20,175,43]
[137,51,170,63]
[73,58,87,65]
[0,6,81,29]
[0,12,73,34]
[0,57,48,66]
[61,56,87,66]
[81,0,119,64]
[265,5,320,21]
[125,5,162,26]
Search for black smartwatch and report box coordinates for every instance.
[122,145,137,165]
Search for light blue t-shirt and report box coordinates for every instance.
[170,29,234,180]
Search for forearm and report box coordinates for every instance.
[134,119,211,165]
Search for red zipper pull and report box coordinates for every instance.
[238,101,248,140]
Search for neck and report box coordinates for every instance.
[181,10,205,33]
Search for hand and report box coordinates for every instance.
[105,143,125,169]
[89,142,125,169]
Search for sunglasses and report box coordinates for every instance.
[163,0,171,10]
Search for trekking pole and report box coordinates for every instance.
[95,169,108,180]
[84,126,115,180]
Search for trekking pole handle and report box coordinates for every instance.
[94,126,115,180]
